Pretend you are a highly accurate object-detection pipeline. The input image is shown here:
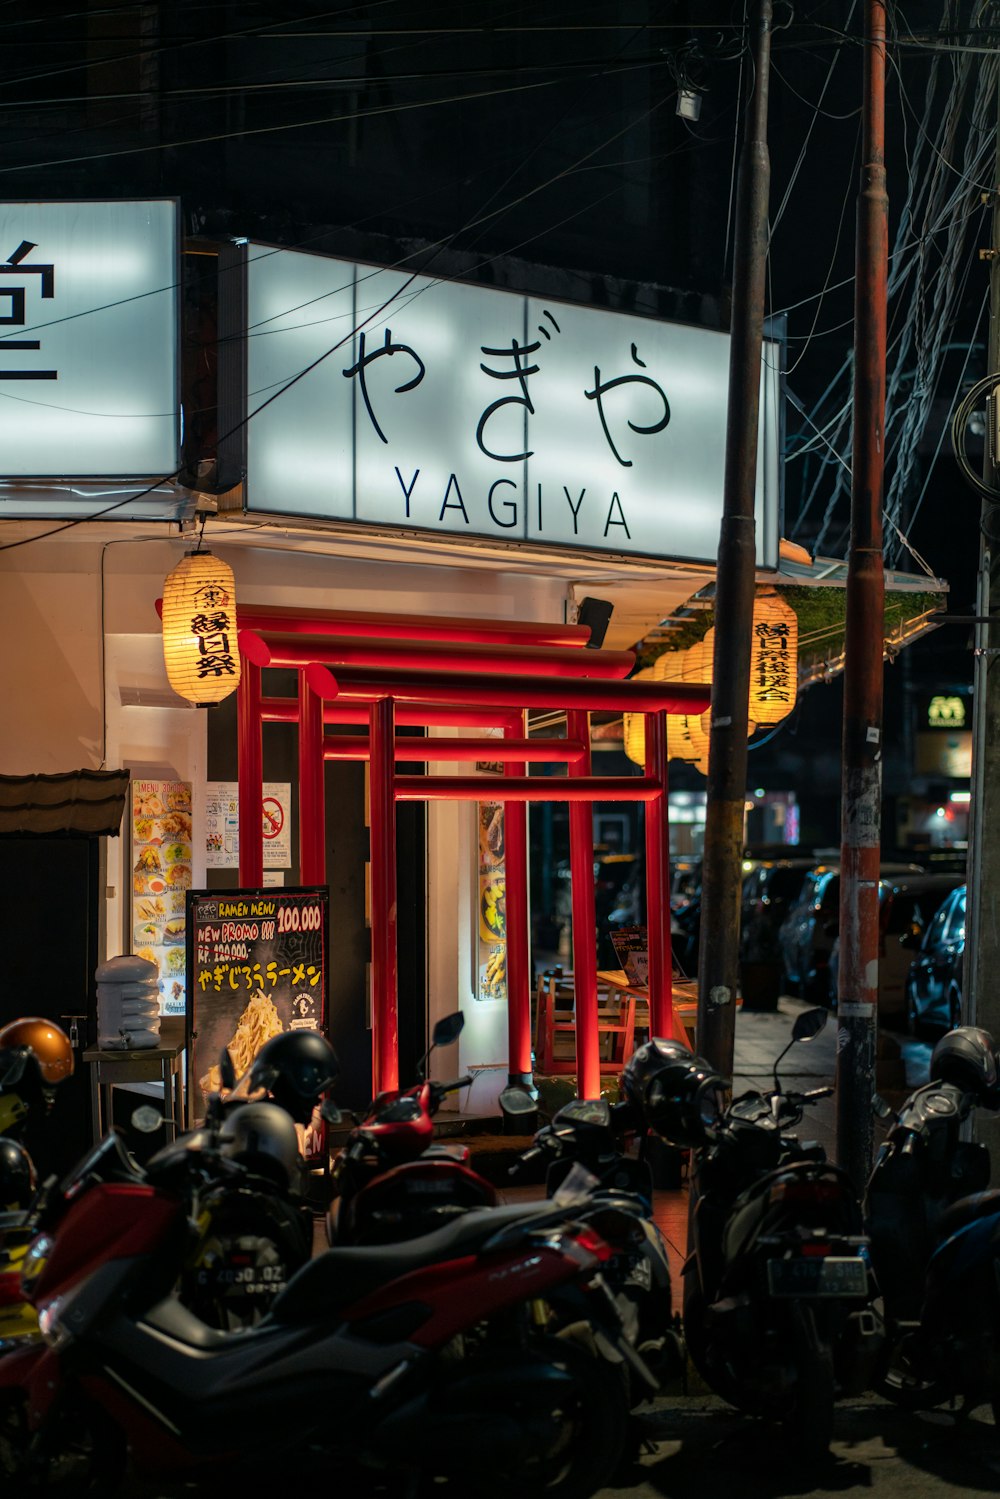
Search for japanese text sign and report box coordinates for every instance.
[0,199,179,477]
[186,886,328,1117]
[237,246,780,567]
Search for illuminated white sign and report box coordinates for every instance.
[240,246,780,567]
[0,200,180,478]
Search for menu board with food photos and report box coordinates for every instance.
[477,801,507,1002]
[187,887,328,1144]
[130,778,193,1017]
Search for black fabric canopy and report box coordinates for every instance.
[0,769,129,837]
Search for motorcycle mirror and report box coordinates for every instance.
[432,1012,465,1048]
[218,1047,237,1092]
[774,1007,829,1094]
[791,1008,828,1043]
[319,1098,342,1126]
[130,1105,164,1134]
[416,1011,465,1079]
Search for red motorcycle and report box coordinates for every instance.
[0,1125,654,1495]
[328,1011,498,1246]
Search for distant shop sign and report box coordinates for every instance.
[0,199,180,481]
[234,246,781,568]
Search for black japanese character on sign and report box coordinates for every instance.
[584,343,669,467]
[476,312,560,464]
[753,622,793,702]
[476,340,539,463]
[191,611,231,637]
[343,328,425,444]
[193,582,231,611]
[197,647,238,680]
[0,240,56,381]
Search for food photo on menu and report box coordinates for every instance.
[130,779,193,1017]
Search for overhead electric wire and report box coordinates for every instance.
[0,19,696,546]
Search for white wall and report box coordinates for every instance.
[0,528,570,1082]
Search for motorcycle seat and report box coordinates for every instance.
[935,1189,1000,1239]
[268,1199,557,1325]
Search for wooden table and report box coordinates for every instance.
[596,970,703,1049]
[83,1016,186,1142]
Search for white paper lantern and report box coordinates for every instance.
[162,551,241,706]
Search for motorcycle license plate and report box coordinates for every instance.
[766,1256,867,1298]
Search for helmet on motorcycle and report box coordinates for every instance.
[218,1102,302,1191]
[929,1026,1000,1107]
[621,1038,726,1147]
[0,1136,37,1211]
[248,1030,339,1124]
[0,1018,74,1087]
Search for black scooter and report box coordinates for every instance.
[867,1053,1000,1417]
[500,1088,680,1387]
[637,1009,878,1460]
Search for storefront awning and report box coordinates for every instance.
[0,769,130,837]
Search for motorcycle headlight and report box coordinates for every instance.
[20,1234,52,1296]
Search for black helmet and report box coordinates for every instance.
[621,1037,726,1147]
[930,1026,1000,1107]
[249,1030,339,1124]
[0,1137,37,1211]
[218,1102,302,1191]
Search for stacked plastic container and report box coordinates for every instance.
[96,955,162,1050]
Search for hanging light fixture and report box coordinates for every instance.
[161,548,241,707]
[623,629,715,767]
[748,588,798,726]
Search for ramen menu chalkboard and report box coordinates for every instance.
[186,886,328,1117]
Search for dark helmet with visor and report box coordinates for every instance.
[249,1030,339,1124]
[621,1037,726,1147]
[929,1026,1000,1108]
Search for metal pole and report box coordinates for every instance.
[370,697,399,1095]
[964,38,1000,1177]
[568,709,601,1099]
[697,0,773,1076]
[504,713,533,1087]
[836,0,888,1190]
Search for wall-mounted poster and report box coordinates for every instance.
[187,886,328,1135]
[477,802,507,1001]
[130,778,193,1016]
[204,780,292,869]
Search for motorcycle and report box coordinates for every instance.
[328,1011,497,1246]
[500,1087,679,1385]
[0,1124,654,1496]
[141,1053,315,1329]
[866,1024,1000,1418]
[628,1009,878,1459]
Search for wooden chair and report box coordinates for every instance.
[534,971,637,1075]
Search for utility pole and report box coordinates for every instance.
[964,23,1000,1176]
[697,0,773,1078]
[836,0,888,1191]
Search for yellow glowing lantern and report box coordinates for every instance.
[161,550,241,707]
[749,588,797,725]
[623,630,714,767]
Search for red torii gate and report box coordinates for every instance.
[231,604,710,1101]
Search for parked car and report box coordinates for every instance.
[779,860,924,1005]
[738,858,818,1010]
[827,872,965,1024]
[905,883,967,1035]
[670,859,701,912]
[553,852,646,967]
